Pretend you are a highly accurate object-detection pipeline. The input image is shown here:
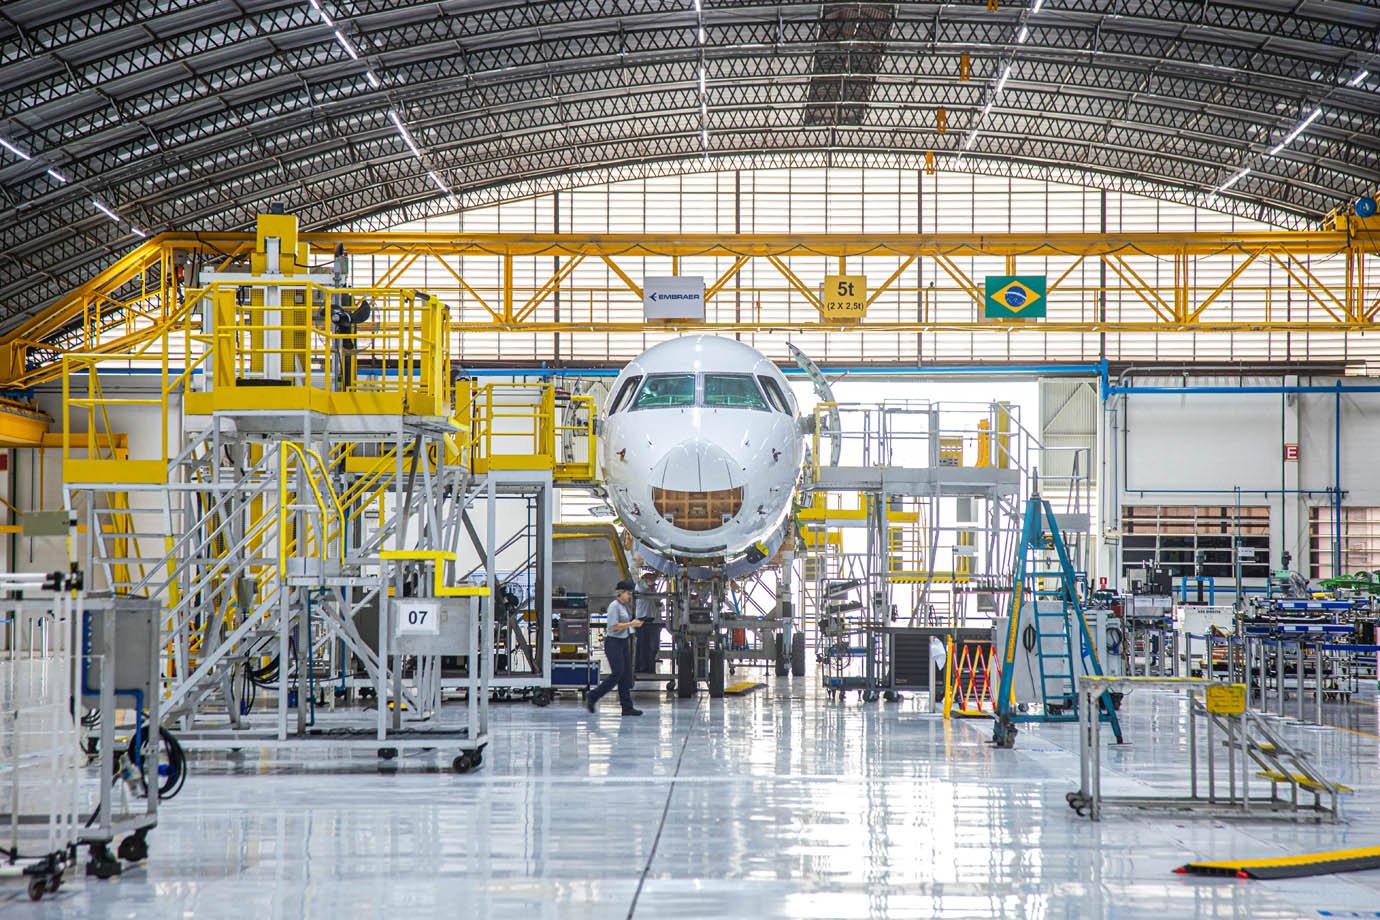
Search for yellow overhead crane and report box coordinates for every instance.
[1,215,1379,394]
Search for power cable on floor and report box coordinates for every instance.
[626,698,701,920]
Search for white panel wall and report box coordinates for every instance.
[1104,375,1380,591]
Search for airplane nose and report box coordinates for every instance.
[650,440,743,532]
[651,440,741,492]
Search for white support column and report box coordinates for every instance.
[1281,376,1303,570]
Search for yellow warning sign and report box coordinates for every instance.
[822,275,868,320]
[1205,683,1246,716]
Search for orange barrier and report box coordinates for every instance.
[945,637,998,718]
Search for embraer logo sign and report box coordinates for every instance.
[644,276,705,320]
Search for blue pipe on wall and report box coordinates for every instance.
[1105,383,1380,397]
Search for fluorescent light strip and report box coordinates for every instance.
[1031,0,1045,11]
[1267,107,1323,156]
[131,227,147,238]
[46,168,68,183]
[698,67,706,94]
[995,64,1012,94]
[333,30,359,60]
[1216,167,1250,193]
[1016,26,1029,44]
[964,130,978,151]
[427,171,449,192]
[0,137,31,160]
[388,111,423,157]
[92,200,121,221]
[1347,69,1369,88]
[307,0,334,27]
[366,71,380,89]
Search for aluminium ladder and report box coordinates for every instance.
[992,487,1123,748]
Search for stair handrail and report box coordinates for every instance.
[278,442,347,573]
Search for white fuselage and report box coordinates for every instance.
[600,336,804,560]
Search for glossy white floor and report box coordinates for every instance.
[7,679,1380,919]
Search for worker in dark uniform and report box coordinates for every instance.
[585,579,643,716]
[633,570,664,675]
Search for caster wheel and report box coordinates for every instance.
[452,751,482,773]
[883,690,901,703]
[862,689,879,703]
[531,688,554,707]
[377,747,398,760]
[28,877,45,901]
[118,831,149,863]
[47,872,61,894]
[86,844,122,879]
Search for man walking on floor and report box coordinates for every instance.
[586,579,644,716]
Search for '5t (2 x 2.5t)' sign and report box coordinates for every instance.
[822,275,868,320]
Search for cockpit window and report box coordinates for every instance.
[757,375,790,414]
[633,374,696,409]
[608,375,642,414]
[703,374,767,410]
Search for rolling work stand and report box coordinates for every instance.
[992,485,1122,749]
[1,573,84,901]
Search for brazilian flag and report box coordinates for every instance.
[984,275,1046,319]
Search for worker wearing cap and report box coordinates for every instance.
[633,570,664,675]
[585,579,643,716]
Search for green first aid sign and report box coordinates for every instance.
[984,275,1047,319]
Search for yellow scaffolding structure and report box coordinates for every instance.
[5,224,1380,389]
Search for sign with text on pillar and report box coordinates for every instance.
[984,275,1047,319]
[1284,443,1299,462]
[822,275,868,320]
[643,276,705,320]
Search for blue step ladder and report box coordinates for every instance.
[992,488,1123,749]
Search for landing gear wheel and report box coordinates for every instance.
[452,750,482,773]
[883,690,901,703]
[708,647,726,699]
[86,843,122,879]
[676,645,696,699]
[531,688,555,707]
[118,830,149,863]
[773,635,789,677]
[28,877,45,901]
[790,632,806,677]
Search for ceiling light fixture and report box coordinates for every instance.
[1347,69,1369,88]
[0,137,31,160]
[388,111,423,158]
[1267,108,1322,156]
[1016,26,1029,44]
[307,0,334,27]
[995,64,1012,94]
[333,29,359,60]
[1031,0,1045,12]
[46,168,68,183]
[1215,167,1250,193]
[92,200,121,221]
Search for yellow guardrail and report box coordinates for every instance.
[278,442,348,574]
[457,383,597,480]
[180,281,452,418]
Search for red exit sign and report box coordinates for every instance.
[1283,443,1299,462]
